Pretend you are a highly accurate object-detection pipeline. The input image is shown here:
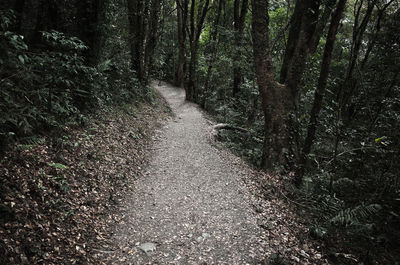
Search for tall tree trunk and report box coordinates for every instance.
[252,0,293,170]
[19,0,40,44]
[279,0,306,84]
[75,0,108,65]
[232,0,249,97]
[176,0,187,88]
[309,0,338,53]
[361,0,394,69]
[127,0,146,82]
[144,0,162,83]
[186,0,210,102]
[202,0,223,108]
[295,0,347,186]
[339,0,376,119]
[283,0,321,162]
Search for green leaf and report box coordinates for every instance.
[47,162,68,170]
[18,55,24,64]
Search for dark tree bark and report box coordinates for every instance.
[282,0,321,161]
[128,0,163,84]
[176,0,188,88]
[186,0,210,102]
[18,0,40,44]
[295,0,347,186]
[144,0,162,83]
[252,0,293,170]
[202,0,223,108]
[309,0,338,53]
[279,0,306,84]
[361,0,394,69]
[232,0,249,97]
[127,0,146,81]
[339,0,377,119]
[76,0,108,65]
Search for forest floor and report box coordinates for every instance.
[0,82,328,264]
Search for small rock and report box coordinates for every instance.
[300,250,310,258]
[195,236,203,243]
[291,256,300,263]
[138,242,156,255]
[202,233,210,239]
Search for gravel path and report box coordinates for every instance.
[110,82,268,264]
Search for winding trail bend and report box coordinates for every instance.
[111,82,268,264]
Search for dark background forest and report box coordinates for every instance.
[1,0,399,264]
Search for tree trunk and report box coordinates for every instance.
[283,0,321,162]
[186,0,210,102]
[295,0,347,186]
[361,0,394,69]
[232,0,249,97]
[202,0,223,108]
[176,0,187,88]
[19,0,40,44]
[279,0,305,84]
[339,0,376,120]
[144,0,162,83]
[309,0,338,53]
[75,0,108,66]
[252,0,293,170]
[127,0,146,82]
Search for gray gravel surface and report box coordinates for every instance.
[109,82,268,264]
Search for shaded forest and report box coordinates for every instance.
[1,0,400,264]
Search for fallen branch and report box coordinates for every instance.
[211,123,263,143]
[212,123,248,133]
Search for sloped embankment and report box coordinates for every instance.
[0,91,170,264]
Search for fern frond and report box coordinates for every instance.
[18,136,45,145]
[330,204,382,226]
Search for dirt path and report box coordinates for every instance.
[105,82,269,264]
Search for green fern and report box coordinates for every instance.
[330,204,382,226]
[18,136,45,145]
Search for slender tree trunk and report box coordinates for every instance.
[295,0,347,186]
[339,0,376,119]
[283,0,321,162]
[361,0,394,69]
[202,0,223,108]
[232,0,249,97]
[279,0,305,84]
[127,0,146,82]
[144,0,162,83]
[309,0,338,53]
[176,0,187,88]
[252,0,293,170]
[76,0,108,66]
[19,0,40,44]
[186,0,210,102]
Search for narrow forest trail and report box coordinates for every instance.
[98,82,327,265]
[106,82,269,264]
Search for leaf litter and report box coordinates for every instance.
[0,92,170,264]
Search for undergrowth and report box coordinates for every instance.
[0,10,154,155]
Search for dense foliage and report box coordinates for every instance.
[0,1,154,154]
[154,0,400,263]
[1,0,399,263]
